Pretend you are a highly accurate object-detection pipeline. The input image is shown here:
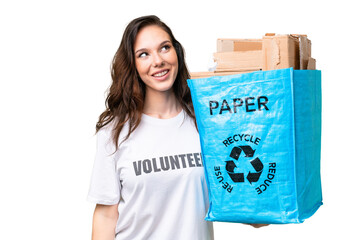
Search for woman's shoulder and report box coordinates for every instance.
[97,118,129,142]
[96,119,131,154]
[96,121,115,138]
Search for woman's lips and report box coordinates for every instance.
[151,69,170,81]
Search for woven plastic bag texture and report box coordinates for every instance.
[187,68,322,224]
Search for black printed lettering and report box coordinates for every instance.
[258,96,269,110]
[244,134,250,141]
[160,156,170,171]
[233,98,243,113]
[143,159,152,174]
[187,153,195,167]
[256,162,277,194]
[260,184,267,191]
[264,179,272,186]
[178,154,187,168]
[199,153,203,165]
[245,97,256,112]
[169,155,180,170]
[133,152,203,176]
[269,162,276,168]
[269,168,276,174]
[209,96,269,115]
[133,161,142,176]
[152,158,161,172]
[238,134,244,141]
[219,99,232,114]
[233,134,239,142]
[267,173,275,180]
[194,153,202,167]
[209,101,219,115]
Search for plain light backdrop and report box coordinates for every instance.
[0,0,359,239]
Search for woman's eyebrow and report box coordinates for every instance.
[159,40,171,46]
[135,47,147,54]
[135,40,171,54]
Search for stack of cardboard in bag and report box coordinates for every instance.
[190,33,316,79]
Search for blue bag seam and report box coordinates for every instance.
[290,68,300,221]
[187,79,214,221]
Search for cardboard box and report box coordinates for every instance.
[213,51,262,72]
[217,39,262,52]
[299,35,312,70]
[262,34,300,70]
[307,57,316,70]
[215,38,263,72]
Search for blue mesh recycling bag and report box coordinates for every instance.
[187,68,322,224]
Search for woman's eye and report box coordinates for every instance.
[161,45,171,51]
[139,52,148,58]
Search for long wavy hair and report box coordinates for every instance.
[96,15,196,150]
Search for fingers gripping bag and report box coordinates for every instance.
[187,68,322,224]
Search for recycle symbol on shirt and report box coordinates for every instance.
[225,145,263,184]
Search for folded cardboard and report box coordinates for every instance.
[217,38,262,52]
[262,34,312,70]
[299,35,312,70]
[190,70,254,79]
[191,33,315,79]
[213,51,262,72]
[262,34,303,70]
[307,57,316,70]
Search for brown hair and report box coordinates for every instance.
[96,15,196,149]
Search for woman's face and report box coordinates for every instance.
[134,25,178,95]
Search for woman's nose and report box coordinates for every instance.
[152,53,164,67]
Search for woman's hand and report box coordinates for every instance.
[247,223,270,228]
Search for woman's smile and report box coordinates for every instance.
[152,69,170,80]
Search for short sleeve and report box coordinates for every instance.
[87,127,121,205]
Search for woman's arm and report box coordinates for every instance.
[92,204,119,240]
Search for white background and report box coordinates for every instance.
[0,0,359,239]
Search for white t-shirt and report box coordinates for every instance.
[88,110,214,240]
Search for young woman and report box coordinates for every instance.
[88,15,214,240]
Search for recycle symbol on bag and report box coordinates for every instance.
[225,145,263,184]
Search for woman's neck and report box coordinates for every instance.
[143,89,182,119]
